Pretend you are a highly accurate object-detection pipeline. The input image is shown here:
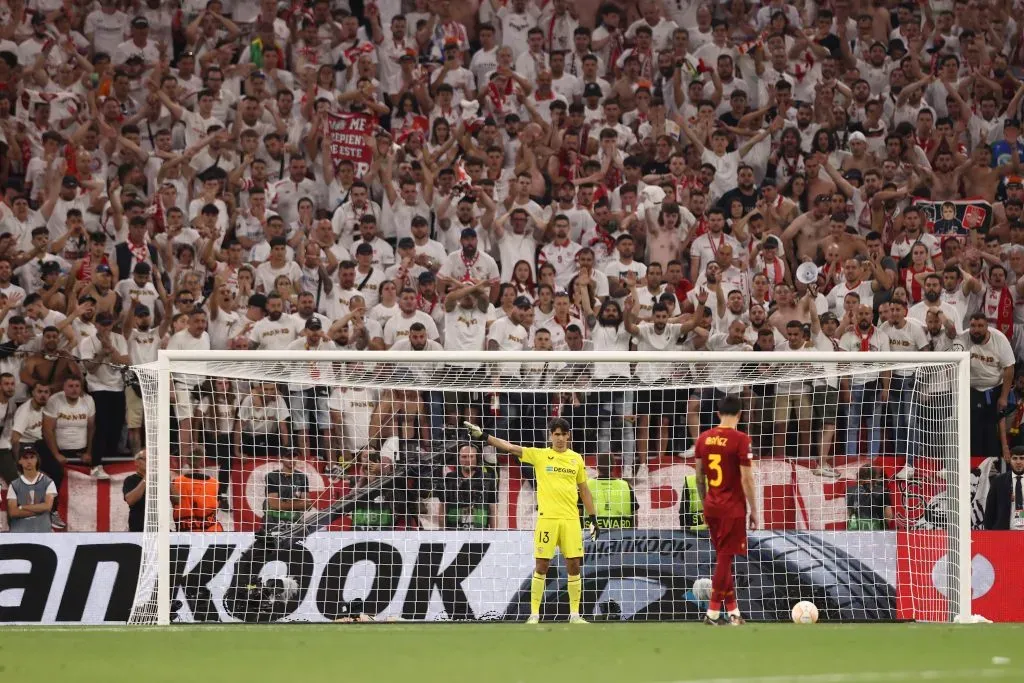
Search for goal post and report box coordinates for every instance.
[131,350,972,625]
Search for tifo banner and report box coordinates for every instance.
[0,461,136,533]
[2,531,1021,624]
[503,457,952,532]
[1,457,962,533]
[324,112,374,177]
[912,197,993,236]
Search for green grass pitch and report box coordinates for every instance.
[3,623,1022,683]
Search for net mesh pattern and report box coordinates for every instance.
[127,354,965,625]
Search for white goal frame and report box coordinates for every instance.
[147,350,972,626]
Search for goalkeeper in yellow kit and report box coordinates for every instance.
[464,417,599,624]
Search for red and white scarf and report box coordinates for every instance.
[902,265,933,303]
[128,238,150,265]
[486,79,514,117]
[762,256,785,285]
[986,287,1015,337]
[607,30,624,78]
[858,325,876,352]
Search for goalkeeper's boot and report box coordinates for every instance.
[568,615,588,624]
[525,614,540,625]
[727,614,746,626]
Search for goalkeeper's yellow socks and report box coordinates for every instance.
[530,572,545,616]
[568,574,582,617]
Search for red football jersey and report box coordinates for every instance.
[695,426,753,518]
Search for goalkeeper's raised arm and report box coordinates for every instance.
[463,420,523,457]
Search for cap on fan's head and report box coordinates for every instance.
[248,293,268,310]
[819,311,838,324]
[583,83,602,98]
[95,264,112,274]
[762,236,780,251]
[304,317,323,332]
[41,261,62,275]
[848,131,867,144]
[131,15,149,29]
[843,169,863,183]
[96,311,115,326]
[62,175,80,189]
[460,227,477,240]
[1006,118,1021,130]
[513,296,532,310]
[134,304,151,317]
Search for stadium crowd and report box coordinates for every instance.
[1,0,1024,533]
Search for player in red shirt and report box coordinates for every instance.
[694,394,759,626]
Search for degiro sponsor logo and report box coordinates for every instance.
[545,466,577,475]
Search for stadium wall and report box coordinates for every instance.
[1,530,1021,624]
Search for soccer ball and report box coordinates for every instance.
[791,601,819,624]
[692,578,713,603]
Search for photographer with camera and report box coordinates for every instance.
[845,465,893,531]
[441,443,497,530]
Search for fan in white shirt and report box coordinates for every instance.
[164,313,212,457]
[248,293,300,350]
[492,208,539,282]
[625,298,690,468]
[444,280,490,355]
[438,228,500,291]
[487,296,533,379]
[688,210,742,278]
[603,234,648,302]
[254,237,302,293]
[351,244,388,308]
[390,324,445,384]
[384,288,441,347]
[538,215,583,289]
[827,258,882,317]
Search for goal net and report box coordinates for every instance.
[130,350,970,625]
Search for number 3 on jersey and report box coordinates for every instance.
[707,453,723,487]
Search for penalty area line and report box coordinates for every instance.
[660,669,1019,683]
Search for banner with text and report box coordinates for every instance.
[0,530,936,624]
[324,112,374,177]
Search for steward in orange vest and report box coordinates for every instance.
[172,471,224,532]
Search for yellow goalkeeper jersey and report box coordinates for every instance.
[522,447,587,520]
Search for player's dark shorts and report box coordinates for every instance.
[637,386,677,416]
[705,513,748,556]
[813,385,839,423]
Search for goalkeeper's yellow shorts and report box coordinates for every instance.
[534,517,584,560]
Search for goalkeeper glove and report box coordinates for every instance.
[463,421,487,441]
[587,515,600,541]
